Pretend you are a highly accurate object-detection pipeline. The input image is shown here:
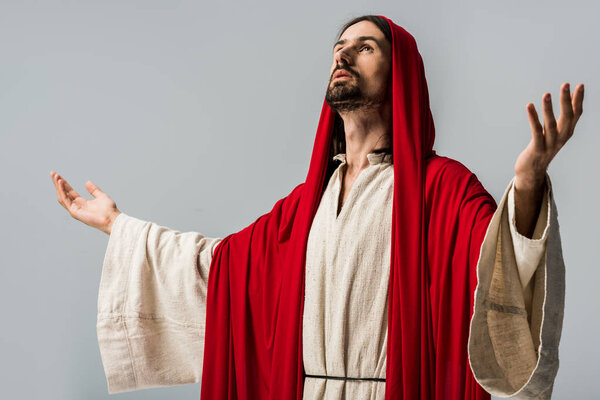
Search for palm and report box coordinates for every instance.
[514,82,584,186]
[68,188,116,228]
[51,172,118,231]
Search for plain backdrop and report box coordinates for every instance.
[0,0,597,399]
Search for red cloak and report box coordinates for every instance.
[201,16,497,399]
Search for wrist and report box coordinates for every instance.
[513,175,545,239]
[105,210,121,235]
[515,173,545,193]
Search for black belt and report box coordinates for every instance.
[304,374,385,382]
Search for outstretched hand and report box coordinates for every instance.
[515,82,584,190]
[512,82,584,237]
[50,171,121,235]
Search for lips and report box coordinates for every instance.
[333,70,353,80]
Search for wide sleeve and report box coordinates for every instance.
[96,212,222,394]
[468,175,565,399]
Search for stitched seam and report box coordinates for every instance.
[485,299,527,316]
[98,312,204,328]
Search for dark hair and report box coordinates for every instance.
[326,15,393,187]
[335,15,392,51]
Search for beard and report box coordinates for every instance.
[325,78,385,113]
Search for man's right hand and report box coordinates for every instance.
[50,171,121,235]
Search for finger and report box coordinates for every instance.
[52,172,66,207]
[51,171,60,193]
[57,178,73,208]
[526,103,544,151]
[541,92,558,148]
[53,173,68,205]
[86,180,104,199]
[572,83,584,125]
[557,82,574,139]
[60,177,82,206]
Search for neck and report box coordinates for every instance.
[338,102,392,174]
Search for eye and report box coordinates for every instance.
[360,45,373,52]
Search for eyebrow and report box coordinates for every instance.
[333,35,383,50]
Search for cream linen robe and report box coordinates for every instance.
[97,152,562,399]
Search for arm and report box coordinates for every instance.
[507,178,550,317]
[468,82,584,398]
[507,81,583,322]
[97,213,222,393]
[49,172,222,393]
[507,81,583,327]
[469,177,564,399]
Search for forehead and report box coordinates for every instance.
[339,20,385,42]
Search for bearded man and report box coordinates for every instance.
[51,14,584,400]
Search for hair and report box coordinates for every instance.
[325,15,394,188]
[335,15,393,51]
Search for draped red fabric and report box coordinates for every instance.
[202,16,497,399]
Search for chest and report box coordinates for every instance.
[305,162,395,281]
[302,161,395,380]
[338,167,360,216]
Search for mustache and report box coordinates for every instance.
[330,66,359,81]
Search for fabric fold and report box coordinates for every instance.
[96,213,221,394]
[469,176,564,399]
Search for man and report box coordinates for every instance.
[51,15,583,399]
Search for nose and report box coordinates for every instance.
[334,46,353,67]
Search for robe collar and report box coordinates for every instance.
[333,152,393,165]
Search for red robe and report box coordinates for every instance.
[201,16,495,399]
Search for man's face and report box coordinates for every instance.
[326,20,392,113]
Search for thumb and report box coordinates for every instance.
[86,180,104,198]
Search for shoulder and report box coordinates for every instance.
[426,155,477,190]
[426,155,474,181]
[425,155,495,208]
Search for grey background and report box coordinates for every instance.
[0,0,597,399]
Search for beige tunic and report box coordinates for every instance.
[302,152,394,400]
[97,152,558,399]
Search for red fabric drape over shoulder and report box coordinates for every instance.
[202,16,497,399]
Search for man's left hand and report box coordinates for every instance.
[512,82,584,238]
[515,82,585,191]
